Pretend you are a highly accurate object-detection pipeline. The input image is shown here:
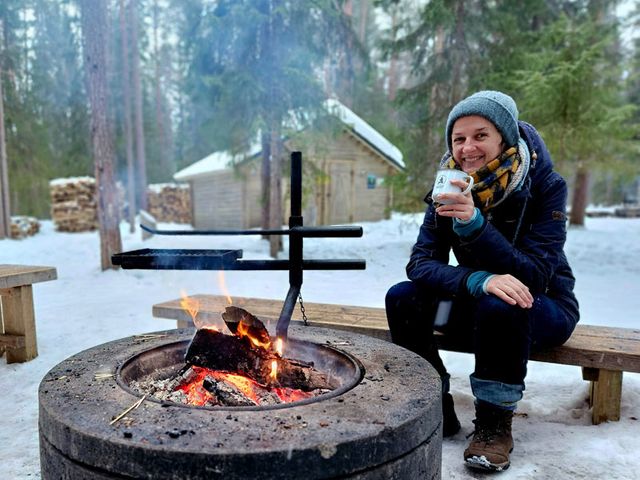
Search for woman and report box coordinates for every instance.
[385,90,579,472]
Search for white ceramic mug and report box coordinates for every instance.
[432,169,474,204]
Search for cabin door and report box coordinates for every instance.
[326,161,354,224]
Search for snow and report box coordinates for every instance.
[324,98,405,168]
[147,182,189,192]
[48,176,94,186]
[1,213,639,479]
[174,144,262,181]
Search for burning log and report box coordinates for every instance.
[185,307,337,392]
[202,376,257,407]
[221,306,271,347]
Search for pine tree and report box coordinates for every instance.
[0,19,10,238]
[79,0,123,270]
[512,13,636,225]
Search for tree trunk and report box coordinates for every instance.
[570,165,590,226]
[119,0,136,233]
[358,0,368,45]
[387,8,398,101]
[260,130,271,236]
[0,19,11,239]
[130,0,148,211]
[427,25,448,175]
[79,0,123,270]
[268,126,282,257]
[152,0,170,181]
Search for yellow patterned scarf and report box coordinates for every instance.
[444,147,521,213]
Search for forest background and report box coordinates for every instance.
[0,0,638,251]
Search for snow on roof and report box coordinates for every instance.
[323,99,404,169]
[174,141,262,182]
[173,99,404,181]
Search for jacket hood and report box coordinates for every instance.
[518,120,554,188]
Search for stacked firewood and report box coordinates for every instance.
[146,183,191,223]
[49,177,98,232]
[10,216,40,239]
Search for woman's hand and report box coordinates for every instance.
[486,274,534,309]
[435,179,475,222]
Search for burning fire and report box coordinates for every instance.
[176,366,313,407]
[236,320,271,350]
[172,286,315,408]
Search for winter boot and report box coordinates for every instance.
[464,401,514,472]
[442,392,461,437]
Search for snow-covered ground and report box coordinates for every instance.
[1,213,639,479]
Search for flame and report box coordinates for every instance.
[217,271,233,305]
[275,338,284,356]
[180,290,201,328]
[236,320,271,350]
[270,360,278,381]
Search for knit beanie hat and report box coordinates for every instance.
[445,90,519,153]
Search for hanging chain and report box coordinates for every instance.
[298,292,309,326]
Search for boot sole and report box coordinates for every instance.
[465,454,511,472]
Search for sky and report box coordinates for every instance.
[0,212,639,478]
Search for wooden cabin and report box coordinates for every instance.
[174,99,404,228]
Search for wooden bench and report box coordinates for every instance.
[153,294,640,425]
[0,264,57,363]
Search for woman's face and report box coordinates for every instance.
[451,115,504,174]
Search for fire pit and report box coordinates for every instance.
[39,326,442,479]
[39,152,443,478]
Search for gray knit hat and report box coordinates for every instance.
[445,90,519,153]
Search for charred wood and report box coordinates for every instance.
[185,328,336,391]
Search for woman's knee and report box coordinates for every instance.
[385,281,419,307]
[473,295,528,333]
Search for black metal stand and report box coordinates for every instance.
[112,151,366,339]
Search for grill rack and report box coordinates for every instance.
[111,151,366,339]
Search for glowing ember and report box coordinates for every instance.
[174,366,316,407]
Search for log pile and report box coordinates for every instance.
[146,183,191,224]
[49,177,98,232]
[10,216,40,239]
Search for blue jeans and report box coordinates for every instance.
[385,281,577,409]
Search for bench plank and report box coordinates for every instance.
[0,265,57,289]
[153,294,640,372]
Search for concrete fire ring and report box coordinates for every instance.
[39,326,442,479]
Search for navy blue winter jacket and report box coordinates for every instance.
[407,121,579,322]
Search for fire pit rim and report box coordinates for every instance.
[39,326,442,479]
[115,338,366,411]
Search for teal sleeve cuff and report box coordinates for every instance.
[466,271,494,297]
[453,208,484,238]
